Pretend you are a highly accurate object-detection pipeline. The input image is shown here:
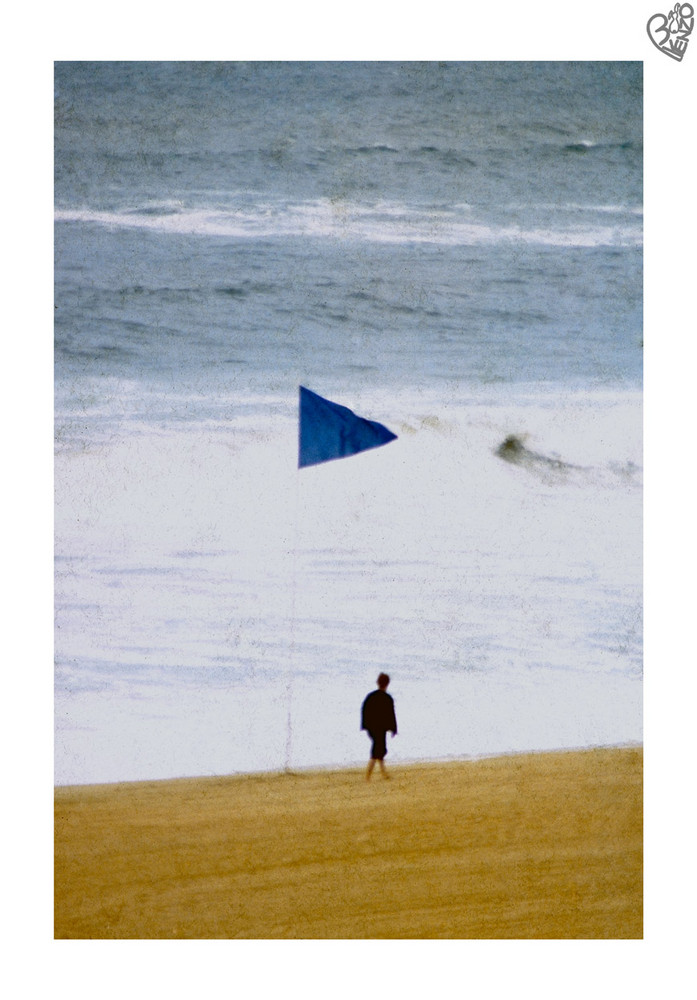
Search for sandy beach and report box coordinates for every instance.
[54,746,641,939]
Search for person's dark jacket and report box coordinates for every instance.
[361,689,397,735]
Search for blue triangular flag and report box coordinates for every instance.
[299,386,398,468]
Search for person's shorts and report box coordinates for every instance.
[368,730,387,760]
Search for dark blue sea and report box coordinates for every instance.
[54,62,642,784]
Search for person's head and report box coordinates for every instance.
[377,673,390,690]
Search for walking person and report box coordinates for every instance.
[361,673,397,780]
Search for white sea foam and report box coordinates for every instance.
[55,389,642,783]
[54,199,643,248]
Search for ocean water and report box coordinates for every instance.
[54,62,642,785]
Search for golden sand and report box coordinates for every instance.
[54,746,642,939]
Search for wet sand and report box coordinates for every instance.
[54,746,642,939]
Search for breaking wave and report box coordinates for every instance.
[55,198,643,248]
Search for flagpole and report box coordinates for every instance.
[288,386,397,772]
[284,437,300,773]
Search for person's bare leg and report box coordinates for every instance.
[366,759,376,781]
[378,760,389,779]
